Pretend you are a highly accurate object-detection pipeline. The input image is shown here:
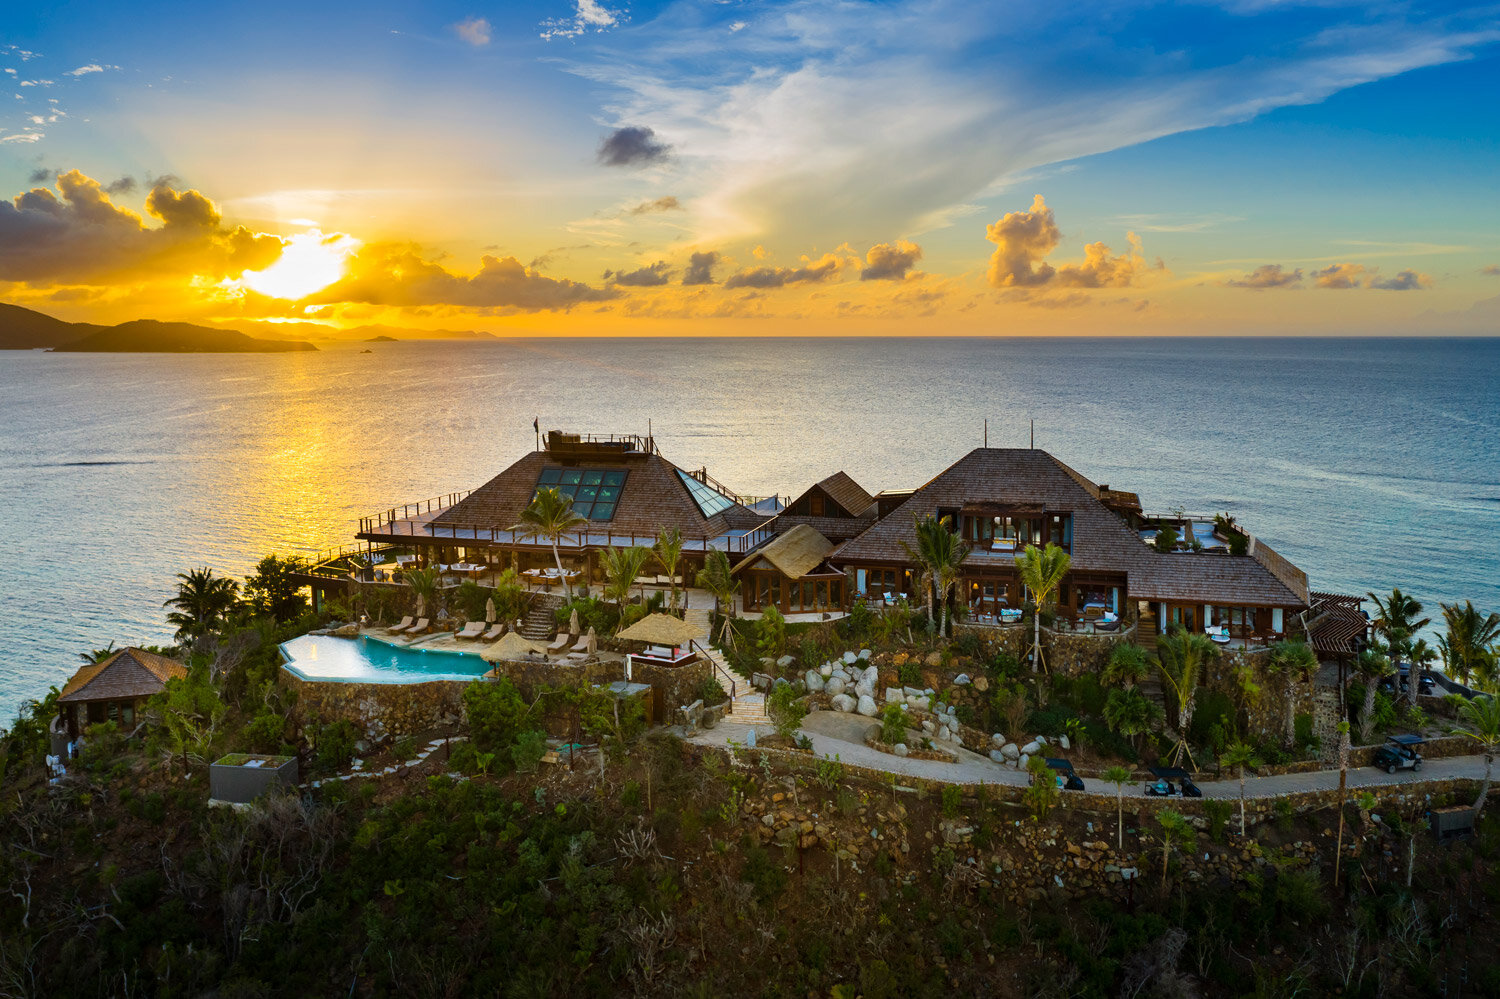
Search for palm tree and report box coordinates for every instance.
[1103,687,1160,750]
[402,566,440,619]
[1156,808,1197,890]
[1156,630,1218,768]
[1103,765,1133,851]
[1103,642,1151,690]
[510,487,589,600]
[1367,587,1430,710]
[1013,542,1072,673]
[1451,694,1500,818]
[600,545,652,623]
[1266,640,1319,749]
[902,515,970,638]
[163,568,239,641]
[1441,601,1500,687]
[1353,645,1393,744]
[1219,742,1260,839]
[653,528,684,612]
[78,641,117,664]
[699,549,740,620]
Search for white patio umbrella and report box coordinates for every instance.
[585,626,597,654]
[485,597,497,624]
[568,608,581,636]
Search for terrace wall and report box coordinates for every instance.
[283,670,468,743]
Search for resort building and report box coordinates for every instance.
[55,647,185,741]
[829,448,1310,642]
[337,430,1324,647]
[353,431,776,588]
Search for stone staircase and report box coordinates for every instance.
[683,607,713,642]
[520,593,565,641]
[699,644,768,725]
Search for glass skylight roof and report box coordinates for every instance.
[677,469,737,518]
[535,467,627,521]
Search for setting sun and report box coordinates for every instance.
[237,231,358,301]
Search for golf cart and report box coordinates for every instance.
[1046,758,1085,791]
[1372,734,1424,774]
[1145,766,1202,798]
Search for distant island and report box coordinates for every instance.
[0,304,316,353]
[364,334,399,342]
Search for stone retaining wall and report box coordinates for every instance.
[283,669,468,742]
[631,657,711,725]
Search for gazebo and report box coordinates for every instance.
[56,647,186,740]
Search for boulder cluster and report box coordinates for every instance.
[805,649,882,717]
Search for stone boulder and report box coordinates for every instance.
[894,743,909,757]
[1021,740,1041,756]
[989,749,1007,764]
[856,694,879,717]
[831,694,856,713]
[820,663,833,677]
[843,651,858,664]
[776,655,796,670]
[1018,753,1029,771]
[752,672,774,691]
[991,733,1006,748]
[885,686,903,704]
[1001,742,1021,761]
[825,676,846,697]
[859,648,872,660]
[953,673,971,685]
[924,651,943,667]
[1058,734,1070,751]
[805,671,825,692]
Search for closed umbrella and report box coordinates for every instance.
[585,626,597,654]
[485,597,497,624]
[568,608,581,636]
[415,593,426,619]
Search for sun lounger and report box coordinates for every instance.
[481,623,506,641]
[386,616,414,633]
[401,618,430,635]
[547,634,570,653]
[570,635,590,653]
[564,652,589,663]
[454,621,485,640]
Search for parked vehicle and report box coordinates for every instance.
[1372,734,1424,774]
[1145,766,1200,797]
[1046,758,1085,791]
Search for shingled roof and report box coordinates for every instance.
[430,450,765,542]
[733,524,836,579]
[833,448,1309,608]
[810,471,875,518]
[59,648,185,703]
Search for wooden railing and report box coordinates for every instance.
[358,491,472,534]
[359,520,774,555]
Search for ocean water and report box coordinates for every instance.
[1,336,1497,724]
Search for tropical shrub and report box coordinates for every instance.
[898,660,922,686]
[511,729,548,773]
[314,719,358,771]
[879,703,908,745]
[463,678,528,756]
[695,675,728,706]
[243,554,310,623]
[767,683,808,741]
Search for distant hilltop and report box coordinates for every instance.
[0,304,316,353]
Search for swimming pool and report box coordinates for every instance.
[279,634,491,684]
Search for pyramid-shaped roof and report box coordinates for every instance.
[431,448,766,542]
[58,647,186,703]
[834,448,1308,607]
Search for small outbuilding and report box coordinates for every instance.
[56,647,186,742]
[210,754,300,803]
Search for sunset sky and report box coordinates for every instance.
[2,0,1498,335]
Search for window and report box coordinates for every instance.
[810,494,825,516]
[677,469,737,518]
[534,467,628,521]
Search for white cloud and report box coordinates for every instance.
[453,17,492,47]
[0,133,43,143]
[65,64,105,77]
[561,0,1500,249]
[541,0,625,41]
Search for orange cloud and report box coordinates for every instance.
[1312,263,1365,289]
[0,169,282,283]
[1226,264,1302,289]
[305,243,618,311]
[986,196,1156,290]
[723,252,844,289]
[861,240,922,281]
[1369,269,1431,290]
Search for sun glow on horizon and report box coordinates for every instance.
[236,230,359,300]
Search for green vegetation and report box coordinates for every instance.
[1013,542,1071,672]
[510,486,590,600]
[242,554,310,623]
